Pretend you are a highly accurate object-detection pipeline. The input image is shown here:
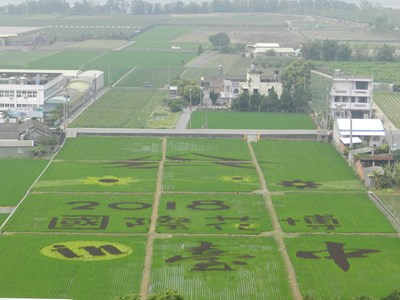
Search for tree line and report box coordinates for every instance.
[302,40,396,62]
[0,0,366,16]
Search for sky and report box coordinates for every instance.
[0,0,400,9]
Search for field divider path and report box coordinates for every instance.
[112,66,137,88]
[248,142,302,300]
[140,137,167,299]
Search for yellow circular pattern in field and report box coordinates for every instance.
[41,241,133,261]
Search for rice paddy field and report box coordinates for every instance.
[0,135,398,300]
[190,111,316,129]
[1,12,400,300]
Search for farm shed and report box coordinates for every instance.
[333,118,385,151]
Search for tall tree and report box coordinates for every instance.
[208,32,230,50]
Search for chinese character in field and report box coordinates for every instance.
[165,241,254,271]
[124,217,149,228]
[206,216,259,231]
[157,215,191,230]
[48,215,109,230]
[282,214,341,230]
[304,214,341,230]
[296,241,380,272]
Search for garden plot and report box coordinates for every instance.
[162,161,260,192]
[285,235,400,300]
[252,140,365,192]
[0,234,145,300]
[4,193,153,234]
[32,161,158,193]
[56,136,162,161]
[150,236,292,300]
[166,137,251,161]
[157,194,272,234]
[273,192,395,233]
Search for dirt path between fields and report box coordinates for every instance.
[247,142,302,300]
[140,137,167,299]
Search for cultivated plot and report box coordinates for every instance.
[0,159,48,206]
[273,192,395,233]
[4,193,153,234]
[0,234,145,300]
[70,89,167,128]
[151,236,292,300]
[191,111,315,129]
[131,25,199,43]
[26,50,102,70]
[32,161,158,193]
[166,137,252,161]
[157,193,272,234]
[286,235,400,300]
[374,91,400,129]
[376,192,400,223]
[115,66,184,88]
[252,140,365,192]
[163,161,260,192]
[56,136,162,161]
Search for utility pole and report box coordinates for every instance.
[189,88,192,129]
[248,77,252,111]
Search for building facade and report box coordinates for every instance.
[330,71,373,119]
[0,69,103,120]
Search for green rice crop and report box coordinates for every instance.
[56,136,162,161]
[191,111,316,129]
[0,159,48,206]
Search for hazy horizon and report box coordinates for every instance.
[0,0,400,9]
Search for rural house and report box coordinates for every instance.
[333,118,386,151]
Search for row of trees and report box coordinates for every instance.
[0,0,363,16]
[373,151,400,190]
[302,40,396,62]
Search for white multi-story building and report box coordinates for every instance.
[0,69,79,117]
[0,69,104,119]
[330,71,373,119]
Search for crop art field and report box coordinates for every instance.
[0,136,398,300]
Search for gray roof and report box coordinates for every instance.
[0,123,19,139]
[18,119,51,135]
[0,119,50,140]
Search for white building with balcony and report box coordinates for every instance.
[330,71,373,119]
[219,66,282,105]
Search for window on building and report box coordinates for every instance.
[342,97,348,102]
[359,97,368,103]
[372,136,381,142]
[355,81,368,90]
[351,97,356,103]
